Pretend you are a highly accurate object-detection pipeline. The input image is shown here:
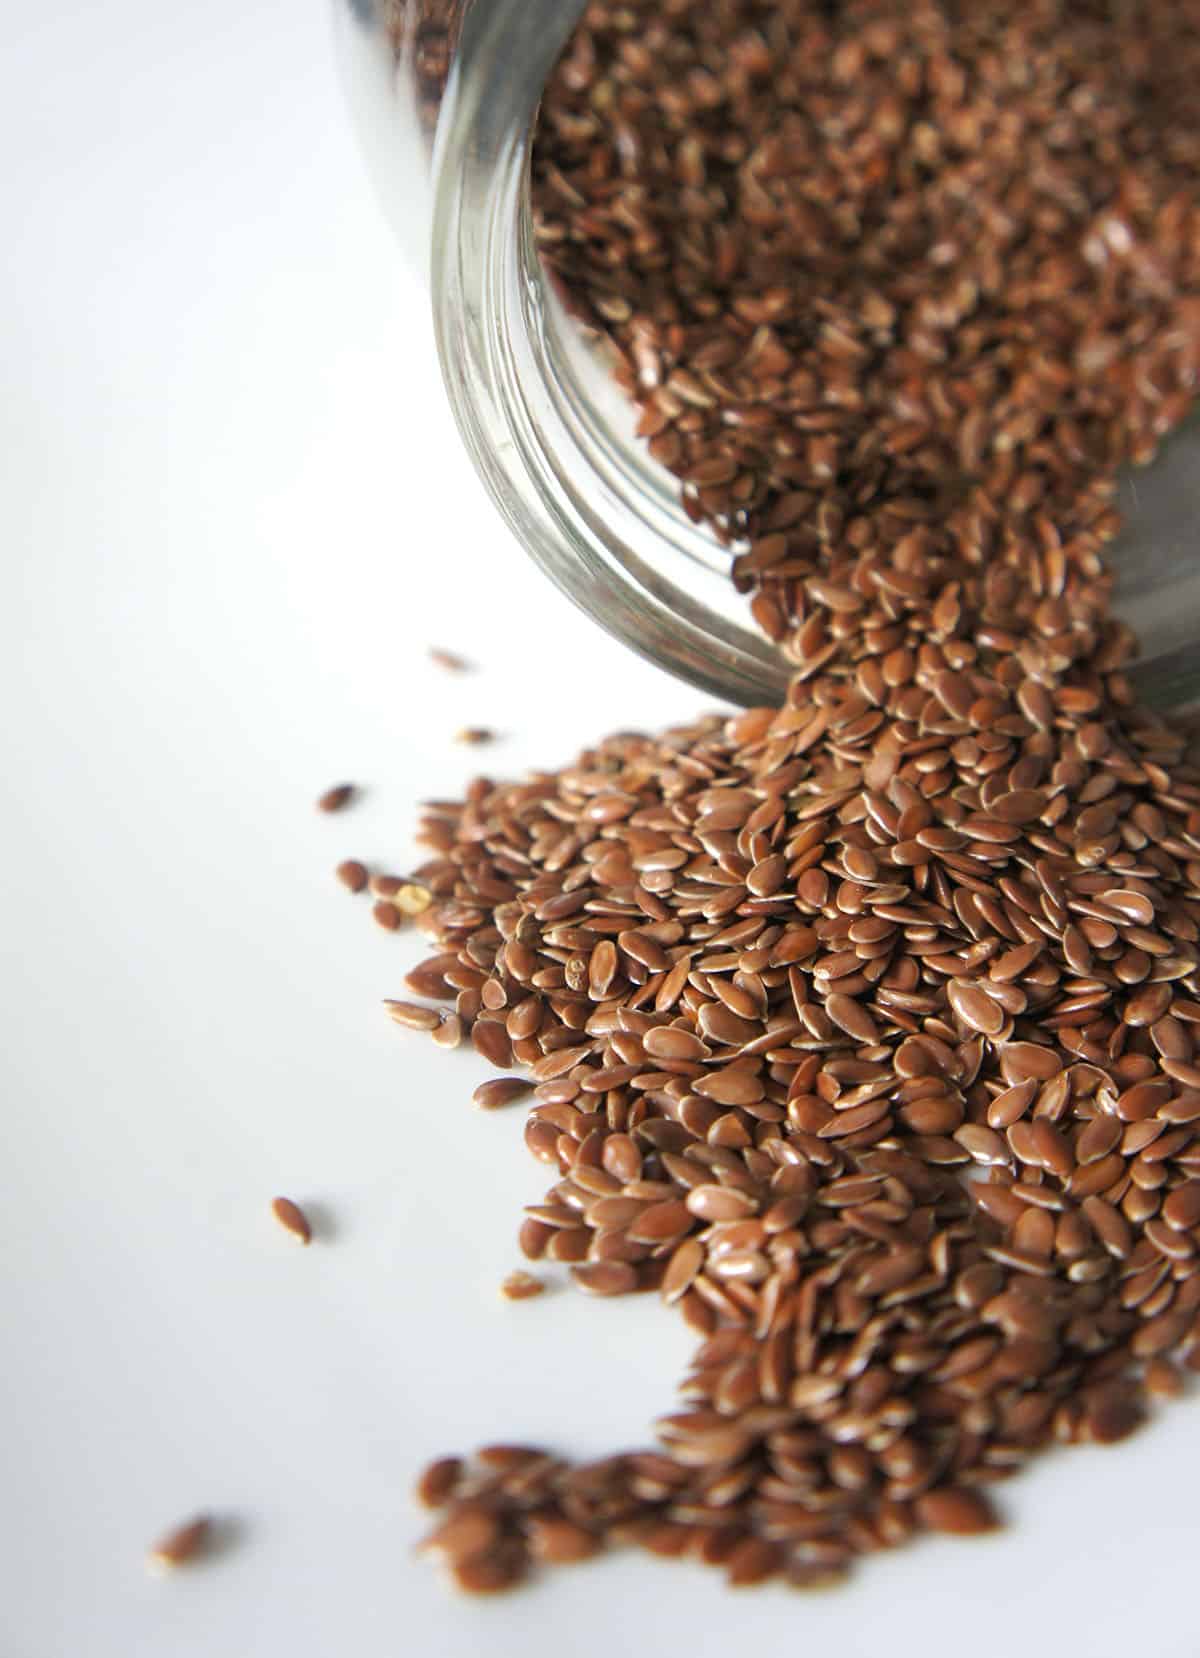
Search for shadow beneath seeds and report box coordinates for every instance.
[203,1513,250,1566]
[299,1200,339,1244]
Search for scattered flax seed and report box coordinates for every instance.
[430,648,471,673]
[473,1077,534,1110]
[455,728,495,747]
[372,901,402,932]
[450,1551,526,1595]
[431,1013,464,1049]
[336,859,368,894]
[271,1196,312,1245]
[1144,1358,1185,1399]
[317,783,356,814]
[147,1515,211,1573]
[915,1488,1000,1537]
[384,999,441,1031]
[416,1456,464,1510]
[418,1504,501,1565]
[501,1271,546,1301]
[525,1514,600,1564]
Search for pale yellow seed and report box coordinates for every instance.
[395,884,433,917]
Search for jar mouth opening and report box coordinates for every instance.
[427,0,788,708]
[428,0,1200,713]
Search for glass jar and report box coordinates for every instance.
[333,0,1200,711]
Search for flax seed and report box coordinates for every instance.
[317,783,355,813]
[336,859,369,893]
[420,1504,501,1565]
[415,1457,464,1510]
[501,1271,546,1302]
[271,1196,312,1246]
[915,1488,999,1537]
[430,648,471,673]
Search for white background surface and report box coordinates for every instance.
[1,4,1197,1655]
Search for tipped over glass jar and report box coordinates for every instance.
[334,0,1200,710]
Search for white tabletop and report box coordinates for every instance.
[2,4,1196,1655]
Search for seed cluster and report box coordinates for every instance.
[406,683,1200,1590]
[533,0,1200,662]
[377,0,1200,1600]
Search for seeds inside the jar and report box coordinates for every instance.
[361,0,1200,1604]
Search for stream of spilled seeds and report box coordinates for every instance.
[375,0,1200,1594]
